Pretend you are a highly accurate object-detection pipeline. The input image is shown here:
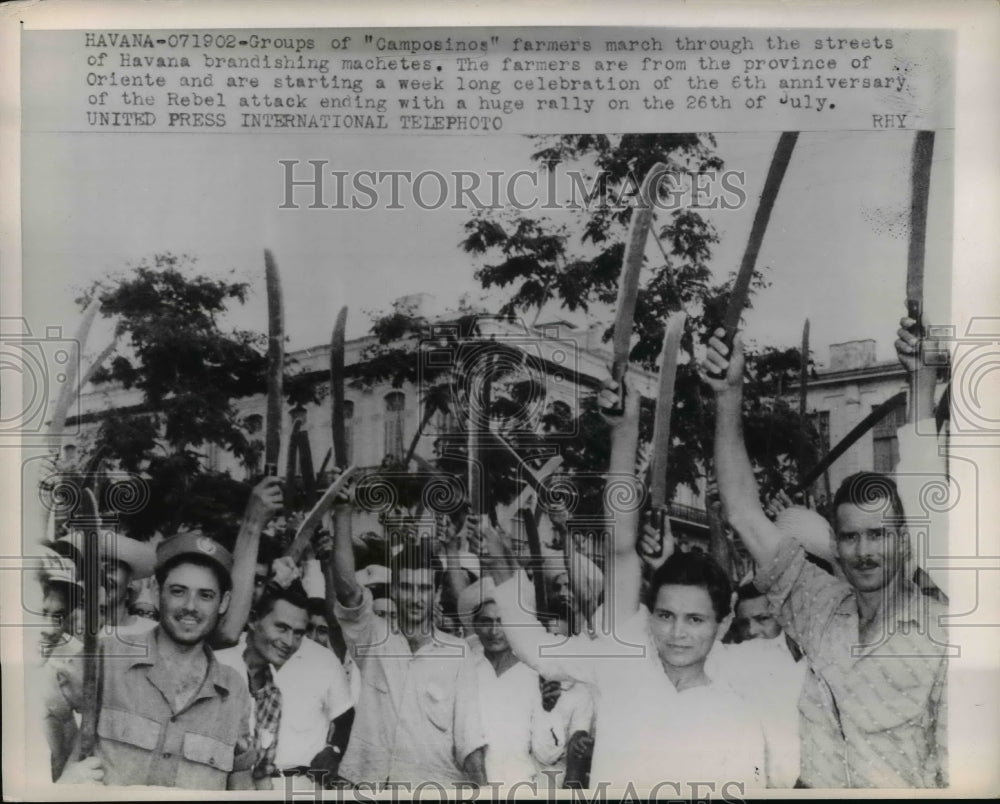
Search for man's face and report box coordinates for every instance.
[40,589,70,653]
[551,572,573,609]
[250,599,307,669]
[648,584,720,671]
[158,562,229,646]
[835,503,908,594]
[101,559,132,609]
[473,601,509,655]
[736,596,781,640]
[373,597,398,628]
[252,562,269,607]
[394,567,435,631]
[305,613,331,649]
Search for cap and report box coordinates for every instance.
[457,576,497,631]
[156,530,234,585]
[775,506,836,564]
[59,529,156,580]
[356,564,390,587]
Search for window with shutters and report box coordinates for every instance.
[384,392,406,461]
[872,397,907,473]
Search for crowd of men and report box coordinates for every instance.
[30,315,949,791]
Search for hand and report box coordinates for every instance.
[567,730,594,761]
[764,489,793,521]
[638,509,674,570]
[465,514,505,557]
[308,746,341,782]
[597,371,640,427]
[895,316,922,374]
[434,514,463,556]
[313,529,334,562]
[539,678,563,712]
[57,755,104,784]
[270,556,301,589]
[246,476,283,522]
[700,329,745,395]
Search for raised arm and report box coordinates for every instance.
[471,522,601,687]
[324,504,363,609]
[702,330,784,568]
[213,476,282,649]
[597,373,644,625]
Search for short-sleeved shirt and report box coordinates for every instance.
[756,536,949,788]
[216,633,354,770]
[48,627,255,789]
[334,587,486,784]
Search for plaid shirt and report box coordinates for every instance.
[247,663,282,780]
[756,537,948,788]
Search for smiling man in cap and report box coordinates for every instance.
[43,530,256,789]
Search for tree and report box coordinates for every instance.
[460,133,818,504]
[349,135,823,525]
[68,253,314,542]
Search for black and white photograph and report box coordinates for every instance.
[2,2,998,800]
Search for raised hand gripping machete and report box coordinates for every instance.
[264,249,285,479]
[644,311,687,559]
[709,132,798,374]
[906,131,934,339]
[285,467,358,563]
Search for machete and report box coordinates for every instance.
[286,417,303,505]
[608,162,670,414]
[710,132,798,373]
[284,466,357,562]
[906,131,935,337]
[330,306,348,468]
[644,311,687,559]
[798,318,811,495]
[264,249,284,478]
[795,390,908,493]
[77,493,104,759]
[467,356,493,519]
[488,430,563,496]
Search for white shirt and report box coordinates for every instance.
[216,632,354,769]
[494,574,765,792]
[469,637,596,788]
[709,636,806,788]
[470,643,539,785]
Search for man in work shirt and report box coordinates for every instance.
[325,507,487,786]
[704,326,948,788]
[215,581,354,787]
[44,531,255,789]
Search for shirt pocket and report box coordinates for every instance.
[98,707,161,751]
[422,681,451,732]
[182,731,235,773]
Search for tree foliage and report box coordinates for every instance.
[68,254,313,541]
[359,134,823,516]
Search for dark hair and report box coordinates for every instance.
[306,597,327,618]
[832,472,905,523]
[645,552,732,622]
[253,579,309,620]
[256,537,281,569]
[736,582,764,603]
[388,542,443,590]
[155,554,232,595]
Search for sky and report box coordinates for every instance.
[22,128,952,370]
